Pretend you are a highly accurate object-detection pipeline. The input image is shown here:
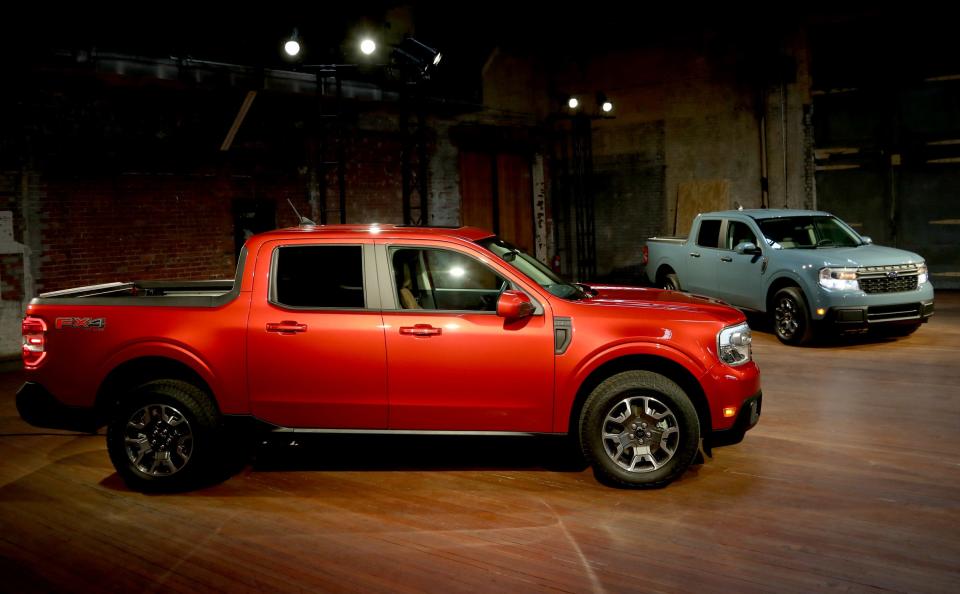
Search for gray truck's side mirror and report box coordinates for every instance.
[861,236,873,245]
[735,241,761,255]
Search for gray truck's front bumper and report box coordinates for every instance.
[809,282,935,329]
[826,299,934,328]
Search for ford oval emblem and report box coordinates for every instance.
[887,271,899,278]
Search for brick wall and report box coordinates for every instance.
[37,174,308,293]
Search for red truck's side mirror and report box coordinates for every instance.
[497,290,535,319]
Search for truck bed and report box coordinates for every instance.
[34,279,237,307]
[647,236,687,244]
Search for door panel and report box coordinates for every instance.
[383,311,554,431]
[716,220,765,309]
[380,242,554,432]
[246,240,387,428]
[684,219,722,294]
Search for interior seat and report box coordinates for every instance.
[399,263,421,309]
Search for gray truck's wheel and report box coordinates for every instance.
[662,273,681,291]
[107,380,221,492]
[772,287,814,346]
[580,371,700,488]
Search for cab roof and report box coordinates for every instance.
[252,224,496,243]
[704,208,833,220]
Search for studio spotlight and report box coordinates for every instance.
[568,97,580,109]
[597,92,613,113]
[360,38,376,55]
[392,37,443,75]
[283,29,301,57]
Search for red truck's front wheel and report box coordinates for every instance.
[106,380,222,492]
[580,371,700,488]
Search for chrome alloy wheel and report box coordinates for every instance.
[124,404,194,476]
[601,395,680,473]
[775,296,799,339]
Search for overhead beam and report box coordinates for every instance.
[220,91,257,152]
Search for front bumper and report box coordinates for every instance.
[707,391,762,449]
[16,382,99,433]
[825,299,934,329]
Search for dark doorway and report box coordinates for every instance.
[233,199,276,258]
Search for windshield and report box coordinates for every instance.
[757,216,864,249]
[478,238,587,299]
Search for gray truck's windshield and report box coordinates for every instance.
[757,216,863,249]
[479,238,587,299]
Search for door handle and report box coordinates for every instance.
[689,252,701,258]
[720,256,733,262]
[266,321,308,334]
[400,324,442,337]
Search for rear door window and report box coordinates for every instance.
[696,219,722,248]
[273,245,365,308]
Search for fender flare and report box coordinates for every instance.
[558,340,711,433]
[95,340,220,399]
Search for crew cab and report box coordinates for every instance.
[646,209,935,345]
[18,224,761,491]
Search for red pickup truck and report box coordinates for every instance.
[17,224,761,491]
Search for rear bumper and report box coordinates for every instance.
[16,382,99,432]
[707,391,762,449]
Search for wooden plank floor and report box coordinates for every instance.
[2,293,959,593]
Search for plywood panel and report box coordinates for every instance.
[496,153,534,253]
[458,152,495,230]
[675,179,730,234]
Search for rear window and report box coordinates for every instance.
[696,219,721,248]
[273,245,365,308]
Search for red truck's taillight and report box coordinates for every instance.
[22,317,48,368]
[641,245,649,265]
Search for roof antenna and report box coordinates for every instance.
[287,199,317,227]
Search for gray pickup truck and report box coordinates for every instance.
[646,209,935,345]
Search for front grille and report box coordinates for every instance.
[857,264,919,294]
[867,303,921,322]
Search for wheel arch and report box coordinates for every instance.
[95,356,218,424]
[765,275,804,313]
[566,354,711,442]
[655,264,677,286]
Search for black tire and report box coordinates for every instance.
[772,286,814,346]
[579,371,700,488]
[662,273,681,291]
[106,379,222,492]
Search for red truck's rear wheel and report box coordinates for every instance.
[580,371,700,488]
[106,380,221,492]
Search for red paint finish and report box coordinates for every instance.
[246,239,388,429]
[22,224,760,442]
[383,310,555,432]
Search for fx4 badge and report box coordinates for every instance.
[56,317,106,330]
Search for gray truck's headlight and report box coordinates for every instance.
[819,267,859,291]
[718,322,752,366]
[917,262,928,285]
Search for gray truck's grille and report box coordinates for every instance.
[857,265,919,294]
[867,303,921,322]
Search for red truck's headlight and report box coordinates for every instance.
[717,322,752,366]
[22,317,47,368]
